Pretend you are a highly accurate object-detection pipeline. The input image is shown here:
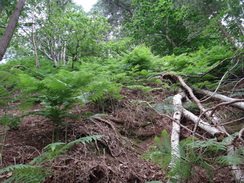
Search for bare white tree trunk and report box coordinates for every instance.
[182,109,221,136]
[167,92,185,183]
[197,89,244,110]
[174,75,227,134]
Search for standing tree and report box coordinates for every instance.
[34,4,109,68]
[0,0,26,61]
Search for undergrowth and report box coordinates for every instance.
[0,135,104,183]
[142,130,243,182]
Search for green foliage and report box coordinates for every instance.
[127,85,160,96]
[0,114,20,129]
[141,130,171,169]
[217,149,244,166]
[124,45,153,72]
[142,130,223,182]
[0,135,104,183]
[18,69,93,126]
[152,97,175,115]
[78,61,124,102]
[30,135,104,165]
[158,46,234,75]
[0,70,19,106]
[231,88,244,98]
[0,164,50,183]
[152,45,235,88]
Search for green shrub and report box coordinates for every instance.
[124,45,153,72]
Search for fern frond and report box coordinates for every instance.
[0,164,50,183]
[31,135,104,165]
[217,155,244,165]
[187,138,226,151]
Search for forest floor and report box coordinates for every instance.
[0,84,242,183]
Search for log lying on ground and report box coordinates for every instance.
[167,92,185,183]
[186,89,244,182]
[182,108,221,137]
[196,89,244,110]
[182,96,244,182]
[163,73,243,182]
[173,75,227,134]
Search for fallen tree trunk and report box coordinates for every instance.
[196,89,244,110]
[173,74,227,134]
[182,94,244,182]
[186,89,244,182]
[167,92,185,183]
[182,109,221,137]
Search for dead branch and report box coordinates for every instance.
[182,108,221,137]
[91,117,118,136]
[200,59,241,103]
[209,99,244,117]
[231,77,244,96]
[238,128,244,141]
[173,74,227,134]
[221,117,244,126]
[11,65,33,71]
[196,89,244,110]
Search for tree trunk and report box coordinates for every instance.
[227,0,244,36]
[182,108,221,137]
[0,0,26,61]
[31,12,40,69]
[196,89,244,110]
[217,22,236,48]
[167,92,185,183]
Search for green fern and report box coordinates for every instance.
[0,114,20,128]
[0,71,19,106]
[141,130,171,169]
[0,164,50,183]
[142,131,215,182]
[152,97,175,115]
[124,45,153,72]
[30,135,104,165]
[0,135,104,182]
[217,147,244,166]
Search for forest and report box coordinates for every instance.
[0,0,243,182]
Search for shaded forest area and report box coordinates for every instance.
[0,0,243,182]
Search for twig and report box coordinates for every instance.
[221,117,244,126]
[231,77,244,96]
[93,117,118,136]
[200,59,240,103]
[209,99,244,117]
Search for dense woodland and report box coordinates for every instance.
[0,0,243,182]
